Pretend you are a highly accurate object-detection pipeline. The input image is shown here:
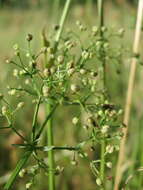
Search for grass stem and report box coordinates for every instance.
[114,1,143,189]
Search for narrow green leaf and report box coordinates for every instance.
[4,151,32,190]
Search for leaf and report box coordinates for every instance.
[4,151,32,190]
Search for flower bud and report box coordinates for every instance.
[26,33,33,42]
[17,102,24,109]
[13,69,19,77]
[72,117,79,125]
[19,169,27,178]
[8,89,16,96]
[82,50,89,60]
[101,125,109,134]
[2,106,8,115]
[67,68,75,76]
[106,162,112,169]
[70,84,80,93]
[26,182,32,189]
[106,145,114,154]
[80,69,86,75]
[57,55,64,64]
[96,178,102,186]
[43,68,50,77]
[42,85,50,97]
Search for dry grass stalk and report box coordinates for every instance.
[114,1,143,190]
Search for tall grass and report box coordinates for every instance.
[114,0,143,189]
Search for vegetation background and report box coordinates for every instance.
[0,0,143,189]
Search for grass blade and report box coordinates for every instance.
[4,151,32,190]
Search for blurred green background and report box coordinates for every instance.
[0,0,143,190]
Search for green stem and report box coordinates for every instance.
[100,139,105,187]
[54,0,71,50]
[47,103,55,190]
[98,0,106,87]
[45,1,72,189]
[98,0,106,188]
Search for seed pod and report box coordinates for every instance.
[71,160,78,166]
[106,162,112,169]
[70,84,80,93]
[26,182,32,189]
[25,79,30,85]
[101,125,109,134]
[67,68,75,76]
[17,102,25,109]
[8,89,16,96]
[13,69,19,77]
[42,85,50,97]
[87,116,97,127]
[106,145,114,154]
[80,69,86,75]
[82,50,89,60]
[118,28,125,37]
[43,68,50,77]
[72,117,79,125]
[50,66,56,74]
[26,33,33,42]
[19,168,27,178]
[57,55,64,64]
[2,106,8,115]
[96,178,102,186]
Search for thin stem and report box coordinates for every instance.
[32,96,41,140]
[47,103,55,190]
[98,0,106,88]
[54,0,71,50]
[45,1,72,190]
[114,1,143,189]
[98,0,104,37]
[100,139,105,183]
[98,0,106,187]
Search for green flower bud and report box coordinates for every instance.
[57,55,64,64]
[70,84,80,93]
[43,68,50,77]
[106,162,112,169]
[17,102,24,109]
[72,117,79,125]
[2,106,8,115]
[8,89,16,96]
[96,178,102,186]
